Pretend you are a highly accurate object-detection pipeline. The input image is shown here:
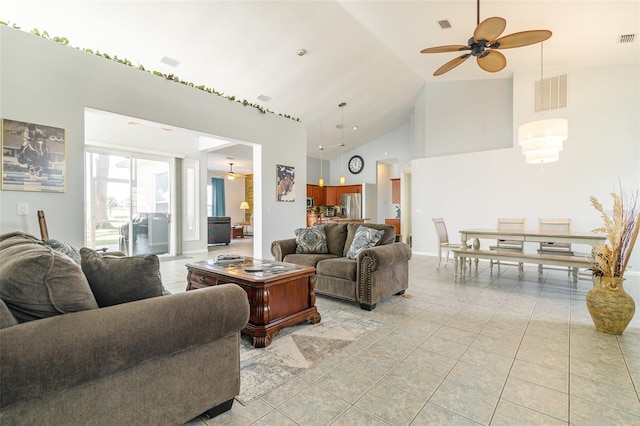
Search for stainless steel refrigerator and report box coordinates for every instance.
[340,193,362,219]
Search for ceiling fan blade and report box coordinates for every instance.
[421,45,470,54]
[492,30,552,49]
[473,17,506,43]
[433,54,471,76]
[477,50,507,73]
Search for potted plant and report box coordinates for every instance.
[586,186,640,334]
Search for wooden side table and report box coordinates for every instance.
[231,226,244,238]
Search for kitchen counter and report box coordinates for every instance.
[316,217,369,223]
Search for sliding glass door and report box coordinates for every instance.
[85,150,173,256]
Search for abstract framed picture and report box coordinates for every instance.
[1,119,66,192]
[276,164,295,202]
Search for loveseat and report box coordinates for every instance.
[271,222,412,310]
[0,232,249,425]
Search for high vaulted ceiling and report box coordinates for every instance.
[2,1,638,174]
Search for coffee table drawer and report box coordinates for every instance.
[187,270,222,290]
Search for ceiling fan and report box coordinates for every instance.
[420,0,552,76]
[224,162,245,180]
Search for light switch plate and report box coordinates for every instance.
[17,203,28,216]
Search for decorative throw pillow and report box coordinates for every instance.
[346,226,384,260]
[80,248,164,307]
[0,242,98,323]
[42,238,82,265]
[295,225,329,254]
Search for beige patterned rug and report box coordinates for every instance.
[236,308,380,405]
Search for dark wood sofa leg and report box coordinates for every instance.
[359,303,376,311]
[395,290,406,295]
[205,398,234,418]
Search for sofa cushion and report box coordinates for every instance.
[0,239,98,323]
[283,253,339,268]
[346,226,384,260]
[322,223,349,256]
[343,223,395,256]
[316,257,357,281]
[295,225,329,254]
[42,238,82,265]
[0,299,18,329]
[80,248,163,307]
[0,231,42,250]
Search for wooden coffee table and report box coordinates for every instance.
[186,257,321,348]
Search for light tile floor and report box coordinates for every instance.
[160,242,640,425]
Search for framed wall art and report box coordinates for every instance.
[276,164,295,202]
[2,118,66,192]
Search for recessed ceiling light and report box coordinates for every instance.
[160,127,172,132]
[352,126,359,130]
[127,121,139,125]
[297,49,307,56]
[160,56,180,67]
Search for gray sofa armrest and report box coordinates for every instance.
[358,242,412,271]
[271,238,297,261]
[0,284,249,408]
[356,242,412,309]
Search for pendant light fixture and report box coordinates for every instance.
[318,118,324,187]
[338,102,346,185]
[518,43,568,165]
[318,146,325,187]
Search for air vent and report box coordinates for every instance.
[619,34,635,43]
[534,74,568,112]
[257,94,271,102]
[160,56,180,67]
[438,20,451,29]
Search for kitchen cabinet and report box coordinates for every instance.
[307,184,325,206]
[325,186,338,206]
[391,178,400,204]
[306,184,362,207]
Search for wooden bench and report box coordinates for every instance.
[452,248,593,285]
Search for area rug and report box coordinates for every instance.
[236,308,380,405]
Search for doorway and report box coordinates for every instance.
[85,150,173,256]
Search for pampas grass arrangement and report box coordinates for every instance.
[590,186,640,279]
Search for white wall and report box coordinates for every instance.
[0,27,307,259]
[421,78,513,157]
[328,123,412,185]
[306,157,330,186]
[411,64,640,271]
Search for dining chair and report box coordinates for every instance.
[537,218,574,277]
[432,217,471,269]
[489,218,526,274]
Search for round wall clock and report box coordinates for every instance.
[348,155,364,174]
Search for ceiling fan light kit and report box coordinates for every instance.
[226,162,244,180]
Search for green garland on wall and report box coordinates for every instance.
[0,21,301,122]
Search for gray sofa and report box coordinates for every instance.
[0,232,249,425]
[271,222,412,310]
